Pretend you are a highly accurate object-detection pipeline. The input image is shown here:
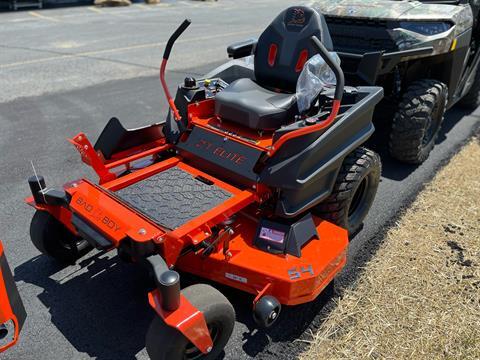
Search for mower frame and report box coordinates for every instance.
[25,10,383,357]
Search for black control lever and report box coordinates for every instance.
[160,19,192,121]
[163,19,192,60]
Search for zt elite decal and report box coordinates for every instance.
[195,139,247,165]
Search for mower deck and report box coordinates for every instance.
[177,212,348,306]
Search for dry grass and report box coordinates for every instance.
[302,139,480,360]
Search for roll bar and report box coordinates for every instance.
[268,35,345,157]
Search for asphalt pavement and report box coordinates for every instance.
[1,1,479,359]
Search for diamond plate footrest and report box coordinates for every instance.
[115,167,232,230]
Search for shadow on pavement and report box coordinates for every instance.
[15,252,153,360]
[15,248,336,359]
[239,285,334,358]
[180,274,335,359]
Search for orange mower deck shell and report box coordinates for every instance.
[176,213,347,306]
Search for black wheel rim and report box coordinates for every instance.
[183,323,220,360]
[266,307,280,326]
[422,95,444,146]
[349,176,368,219]
[55,235,85,253]
[59,237,74,250]
[253,306,280,327]
[46,232,75,255]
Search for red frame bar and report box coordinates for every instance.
[160,59,181,121]
[0,242,20,353]
[68,133,116,184]
[148,290,213,354]
[268,99,341,157]
[105,144,171,170]
[102,157,181,191]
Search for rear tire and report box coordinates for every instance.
[30,210,91,264]
[458,65,480,109]
[389,79,448,164]
[146,284,235,360]
[313,147,381,236]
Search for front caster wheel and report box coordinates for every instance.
[146,284,235,360]
[30,210,91,264]
[253,295,281,328]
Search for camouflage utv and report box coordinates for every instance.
[315,0,480,163]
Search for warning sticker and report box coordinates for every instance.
[259,227,285,244]
[225,273,247,283]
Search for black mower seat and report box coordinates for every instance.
[215,6,333,130]
[215,78,297,130]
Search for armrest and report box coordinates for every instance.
[227,38,257,59]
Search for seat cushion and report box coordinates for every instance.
[215,78,298,130]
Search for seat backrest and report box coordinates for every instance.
[254,6,333,93]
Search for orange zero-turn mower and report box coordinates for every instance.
[25,6,383,359]
[0,240,27,353]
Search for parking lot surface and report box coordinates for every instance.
[1,1,479,359]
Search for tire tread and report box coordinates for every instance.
[314,147,381,235]
[389,79,448,164]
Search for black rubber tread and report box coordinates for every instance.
[389,79,448,164]
[30,210,90,264]
[146,284,235,360]
[115,167,232,230]
[458,65,480,109]
[313,147,381,236]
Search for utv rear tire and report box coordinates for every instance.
[458,65,480,109]
[389,80,448,164]
[30,210,90,264]
[313,147,381,236]
[146,284,235,360]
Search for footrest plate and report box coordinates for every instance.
[115,167,232,229]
